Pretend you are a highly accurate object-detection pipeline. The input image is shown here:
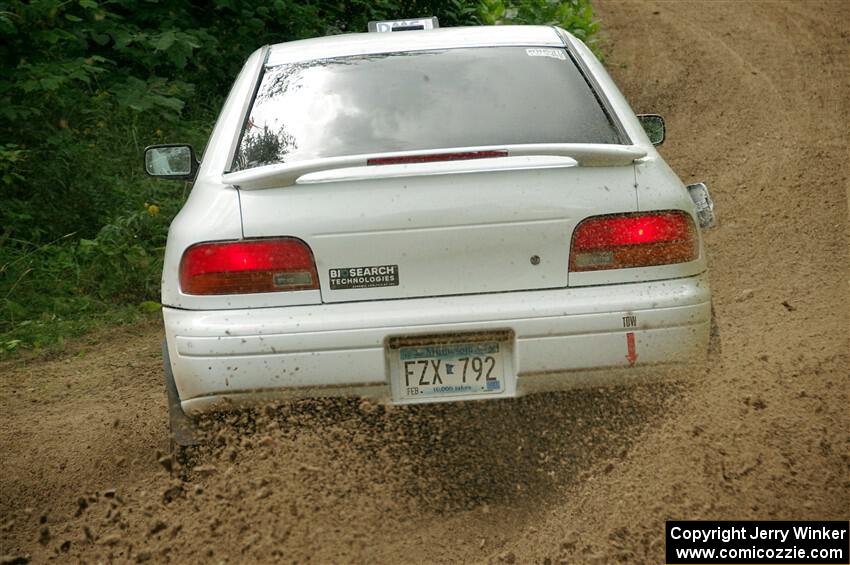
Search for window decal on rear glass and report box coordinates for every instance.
[525,48,566,60]
[329,265,399,290]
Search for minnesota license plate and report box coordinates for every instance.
[387,331,515,403]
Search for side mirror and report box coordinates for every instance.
[144,144,198,180]
[637,114,666,145]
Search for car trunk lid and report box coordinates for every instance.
[235,156,638,303]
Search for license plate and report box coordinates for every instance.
[387,331,515,403]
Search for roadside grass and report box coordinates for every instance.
[0,305,160,358]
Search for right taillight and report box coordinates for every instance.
[569,210,698,272]
[180,238,318,295]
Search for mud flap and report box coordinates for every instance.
[162,340,199,448]
[708,303,722,359]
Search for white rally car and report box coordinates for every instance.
[145,19,716,446]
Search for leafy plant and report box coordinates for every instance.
[479,0,600,52]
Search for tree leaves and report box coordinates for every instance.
[112,77,189,113]
[477,0,600,53]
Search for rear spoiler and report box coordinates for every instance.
[222,144,647,190]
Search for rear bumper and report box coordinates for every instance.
[164,273,711,415]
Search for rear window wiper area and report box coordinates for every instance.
[230,46,628,173]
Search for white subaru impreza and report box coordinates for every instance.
[145,19,716,446]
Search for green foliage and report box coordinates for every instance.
[0,0,600,354]
[0,143,26,185]
[77,205,171,302]
[479,0,600,51]
[0,230,155,353]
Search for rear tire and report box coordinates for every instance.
[707,303,722,362]
[162,340,200,472]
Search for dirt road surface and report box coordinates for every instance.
[2,1,848,563]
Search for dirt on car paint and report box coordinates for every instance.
[1,1,848,563]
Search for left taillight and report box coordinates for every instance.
[569,210,698,272]
[179,238,319,295]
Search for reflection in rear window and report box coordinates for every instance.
[232,47,622,171]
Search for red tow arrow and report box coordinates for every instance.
[626,332,638,366]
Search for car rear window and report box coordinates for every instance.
[232,46,623,171]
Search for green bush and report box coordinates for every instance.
[0,0,599,353]
[479,0,600,50]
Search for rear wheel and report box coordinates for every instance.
[707,303,722,363]
[162,341,200,472]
